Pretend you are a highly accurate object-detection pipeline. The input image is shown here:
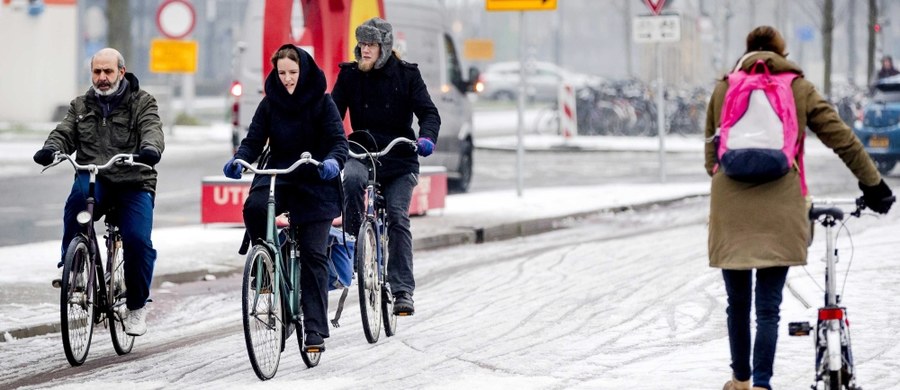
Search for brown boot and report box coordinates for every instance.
[722,376,751,390]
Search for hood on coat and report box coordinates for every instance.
[264,44,327,111]
[726,51,804,79]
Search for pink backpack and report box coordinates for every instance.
[716,58,807,195]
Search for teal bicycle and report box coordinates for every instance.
[231,152,322,380]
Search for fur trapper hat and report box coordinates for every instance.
[354,17,393,70]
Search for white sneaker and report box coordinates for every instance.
[124,307,148,336]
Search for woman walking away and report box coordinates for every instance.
[705,26,894,390]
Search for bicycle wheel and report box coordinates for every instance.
[60,236,95,366]
[108,236,134,355]
[825,370,841,390]
[381,235,398,337]
[356,220,382,343]
[242,245,283,380]
[296,326,321,368]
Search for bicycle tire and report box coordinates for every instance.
[356,220,382,343]
[381,235,397,337]
[826,370,841,390]
[60,236,95,366]
[297,326,321,368]
[242,245,283,380]
[108,235,134,355]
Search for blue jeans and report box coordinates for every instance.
[722,267,789,390]
[342,159,418,296]
[62,173,157,311]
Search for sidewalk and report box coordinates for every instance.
[0,181,710,341]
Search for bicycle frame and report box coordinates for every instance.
[234,153,320,327]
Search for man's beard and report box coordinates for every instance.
[359,58,375,72]
[92,77,121,96]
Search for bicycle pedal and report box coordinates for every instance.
[304,346,325,353]
[788,321,812,336]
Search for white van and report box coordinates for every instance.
[231,0,479,192]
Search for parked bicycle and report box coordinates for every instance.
[348,137,417,343]
[231,153,323,380]
[789,196,895,390]
[42,153,149,366]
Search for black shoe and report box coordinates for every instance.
[393,292,415,316]
[304,332,325,352]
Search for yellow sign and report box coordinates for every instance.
[463,39,495,61]
[486,0,557,11]
[149,39,198,73]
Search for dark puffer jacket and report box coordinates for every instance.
[234,44,348,223]
[332,54,441,179]
[42,73,164,193]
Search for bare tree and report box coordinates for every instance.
[867,0,878,85]
[821,0,834,97]
[106,0,132,63]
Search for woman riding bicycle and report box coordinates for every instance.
[223,44,348,351]
[706,27,894,390]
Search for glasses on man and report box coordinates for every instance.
[357,42,379,50]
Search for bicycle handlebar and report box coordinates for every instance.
[809,195,896,220]
[233,152,320,175]
[348,137,417,159]
[41,152,153,174]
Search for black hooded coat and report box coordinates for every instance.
[234,44,348,223]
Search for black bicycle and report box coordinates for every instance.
[230,153,323,379]
[349,137,417,343]
[43,153,150,366]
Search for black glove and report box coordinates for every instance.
[135,148,161,166]
[859,179,895,214]
[33,148,56,166]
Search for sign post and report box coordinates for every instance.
[153,0,197,120]
[486,0,557,197]
[634,0,677,183]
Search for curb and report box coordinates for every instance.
[0,192,708,342]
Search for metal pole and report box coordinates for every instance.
[516,10,526,197]
[656,42,666,183]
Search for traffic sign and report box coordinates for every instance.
[156,0,195,39]
[633,15,681,43]
[643,0,667,16]
[149,38,198,73]
[463,39,495,61]
[486,0,557,11]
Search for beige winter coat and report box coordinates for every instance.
[704,52,882,270]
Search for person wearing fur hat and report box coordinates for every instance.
[332,17,441,316]
[223,44,348,351]
[707,26,894,390]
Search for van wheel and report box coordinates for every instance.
[449,142,473,193]
[875,159,896,175]
[493,91,515,102]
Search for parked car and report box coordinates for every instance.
[853,75,900,174]
[479,61,600,102]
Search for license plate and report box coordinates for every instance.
[869,135,890,148]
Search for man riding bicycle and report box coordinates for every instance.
[332,17,441,316]
[33,48,164,337]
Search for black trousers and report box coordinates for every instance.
[243,186,332,337]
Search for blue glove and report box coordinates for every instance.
[318,158,340,180]
[223,157,242,179]
[416,137,435,157]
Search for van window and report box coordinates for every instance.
[444,34,464,92]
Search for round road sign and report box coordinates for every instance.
[156,0,196,40]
